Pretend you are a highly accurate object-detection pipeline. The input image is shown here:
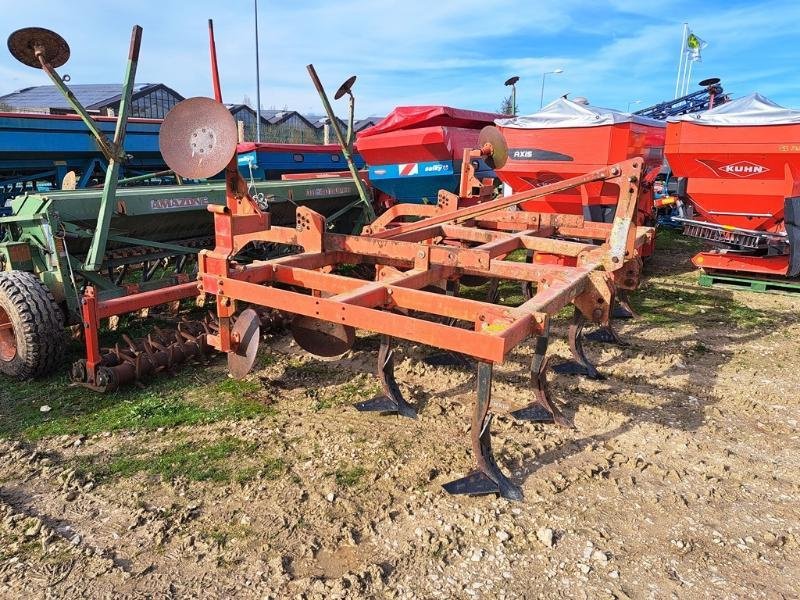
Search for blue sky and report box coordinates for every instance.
[1,0,799,117]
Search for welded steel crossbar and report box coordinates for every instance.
[198,157,652,500]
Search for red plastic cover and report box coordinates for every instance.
[358,106,502,138]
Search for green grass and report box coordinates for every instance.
[654,227,704,254]
[631,282,772,328]
[334,464,366,487]
[99,436,284,484]
[0,366,274,441]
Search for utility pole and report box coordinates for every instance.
[254,0,262,142]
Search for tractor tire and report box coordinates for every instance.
[0,271,65,380]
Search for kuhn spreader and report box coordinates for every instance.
[665,93,800,278]
[159,66,653,499]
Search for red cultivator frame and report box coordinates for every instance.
[178,116,652,499]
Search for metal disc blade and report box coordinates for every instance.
[227,308,260,379]
[61,171,77,190]
[458,275,490,287]
[159,97,237,179]
[291,315,355,357]
[334,75,357,100]
[8,27,70,69]
[478,126,508,170]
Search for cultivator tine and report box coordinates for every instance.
[584,323,627,345]
[552,308,604,380]
[443,362,523,501]
[355,335,417,418]
[585,289,632,345]
[511,334,572,427]
[613,289,636,319]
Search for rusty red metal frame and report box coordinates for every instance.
[194,151,652,501]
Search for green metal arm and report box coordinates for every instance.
[306,64,376,223]
[83,25,143,271]
[37,62,118,162]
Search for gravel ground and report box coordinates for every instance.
[0,238,798,599]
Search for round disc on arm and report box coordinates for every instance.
[478,126,509,170]
[291,315,355,357]
[334,75,357,100]
[227,308,261,379]
[159,97,237,179]
[8,27,70,68]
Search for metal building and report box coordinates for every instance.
[0,83,184,119]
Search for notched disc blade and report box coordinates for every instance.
[334,75,357,100]
[478,126,508,169]
[8,27,70,69]
[159,97,237,179]
[228,308,260,379]
[291,315,355,357]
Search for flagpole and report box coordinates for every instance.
[678,47,689,98]
[674,22,688,99]
[254,0,262,142]
[684,60,694,96]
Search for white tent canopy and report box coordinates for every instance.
[496,98,665,129]
[668,93,800,126]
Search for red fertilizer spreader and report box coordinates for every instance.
[665,93,800,278]
[493,99,665,242]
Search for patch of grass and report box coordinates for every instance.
[104,436,256,483]
[0,364,275,441]
[654,228,704,253]
[631,283,771,328]
[213,378,261,400]
[257,353,278,368]
[504,249,529,263]
[334,464,366,487]
[233,456,286,484]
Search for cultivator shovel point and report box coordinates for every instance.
[354,335,417,419]
[510,330,572,428]
[552,308,605,380]
[161,90,653,501]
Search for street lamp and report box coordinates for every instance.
[504,75,520,115]
[627,99,642,112]
[539,69,563,109]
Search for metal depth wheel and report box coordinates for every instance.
[0,271,65,380]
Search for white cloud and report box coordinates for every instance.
[1,0,799,116]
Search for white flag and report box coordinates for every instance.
[687,32,707,62]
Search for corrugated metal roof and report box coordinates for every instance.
[354,117,383,131]
[304,114,348,129]
[0,83,156,110]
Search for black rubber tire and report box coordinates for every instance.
[0,270,65,380]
